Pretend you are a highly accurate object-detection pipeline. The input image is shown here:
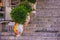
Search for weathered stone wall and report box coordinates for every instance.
[36,0,60,31]
[4,0,12,20]
[1,0,60,40]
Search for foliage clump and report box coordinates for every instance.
[10,5,29,24]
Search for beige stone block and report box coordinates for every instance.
[5,7,12,20]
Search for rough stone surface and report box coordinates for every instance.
[36,0,60,31]
[0,0,60,40]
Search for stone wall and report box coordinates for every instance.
[36,0,60,31]
[0,0,60,40]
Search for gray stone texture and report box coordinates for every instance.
[0,0,60,40]
[36,0,60,31]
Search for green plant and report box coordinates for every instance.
[27,0,36,3]
[10,5,28,24]
[20,0,25,2]
[20,0,36,3]
[19,1,32,12]
[10,1,32,24]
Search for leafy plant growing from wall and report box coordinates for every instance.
[10,1,32,24]
[27,0,36,4]
[20,0,36,4]
[19,1,32,12]
[10,0,34,37]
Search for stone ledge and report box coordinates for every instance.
[35,30,59,33]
